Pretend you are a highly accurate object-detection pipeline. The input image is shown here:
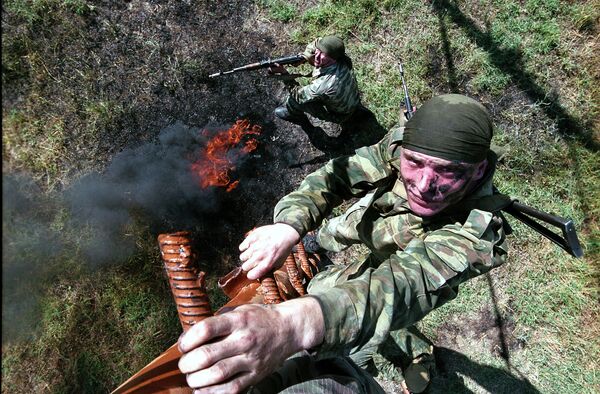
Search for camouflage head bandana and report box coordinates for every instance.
[403,94,493,163]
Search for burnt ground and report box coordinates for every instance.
[3,0,385,274]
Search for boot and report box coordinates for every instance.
[403,353,435,393]
[274,106,312,128]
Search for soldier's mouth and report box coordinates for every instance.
[407,190,444,206]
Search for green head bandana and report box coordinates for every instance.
[403,94,493,163]
[315,36,345,60]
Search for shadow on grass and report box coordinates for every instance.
[431,0,598,152]
[433,4,459,92]
[290,106,388,168]
[429,275,539,393]
[430,347,540,393]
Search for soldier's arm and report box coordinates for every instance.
[308,209,508,358]
[274,132,396,237]
[239,134,395,280]
[178,297,325,392]
[288,77,328,105]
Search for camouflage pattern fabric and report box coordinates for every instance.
[273,125,508,359]
[248,352,385,394]
[284,40,360,123]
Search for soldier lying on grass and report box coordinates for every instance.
[178,94,508,393]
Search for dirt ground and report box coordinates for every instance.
[9,0,388,271]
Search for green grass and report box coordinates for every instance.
[2,0,599,392]
[3,0,93,23]
[256,0,600,391]
[2,109,68,187]
[258,0,298,22]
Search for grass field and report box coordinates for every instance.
[2,0,599,392]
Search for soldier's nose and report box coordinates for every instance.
[416,170,436,193]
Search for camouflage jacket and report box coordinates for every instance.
[289,41,361,116]
[273,128,508,357]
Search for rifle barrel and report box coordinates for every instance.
[208,70,235,78]
[208,54,305,78]
[399,63,413,119]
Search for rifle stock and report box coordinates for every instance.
[504,201,584,258]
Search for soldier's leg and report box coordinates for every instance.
[248,353,385,394]
[307,254,436,393]
[384,327,435,394]
[274,96,312,126]
[285,95,342,123]
[316,193,374,252]
[346,327,434,393]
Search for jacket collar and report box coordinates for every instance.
[313,63,338,77]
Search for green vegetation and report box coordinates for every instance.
[2,0,599,392]
[259,0,298,22]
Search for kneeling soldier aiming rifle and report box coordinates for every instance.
[210,36,365,130]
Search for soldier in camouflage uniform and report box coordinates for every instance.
[270,35,362,128]
[178,94,508,394]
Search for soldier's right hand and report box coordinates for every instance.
[239,223,300,280]
[267,63,288,76]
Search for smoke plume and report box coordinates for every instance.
[2,121,247,343]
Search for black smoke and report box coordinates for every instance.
[2,121,252,343]
[65,121,225,265]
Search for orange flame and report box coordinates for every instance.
[191,119,261,192]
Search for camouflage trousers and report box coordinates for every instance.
[248,352,385,394]
[285,95,355,124]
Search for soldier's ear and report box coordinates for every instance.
[473,159,488,181]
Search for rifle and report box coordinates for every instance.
[209,54,306,78]
[475,191,584,258]
[399,63,414,119]
[504,201,583,258]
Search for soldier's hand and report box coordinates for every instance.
[267,62,288,76]
[401,106,417,121]
[178,298,325,393]
[239,223,300,280]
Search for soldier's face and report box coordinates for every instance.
[399,148,487,216]
[314,49,336,68]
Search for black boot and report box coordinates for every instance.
[274,106,312,127]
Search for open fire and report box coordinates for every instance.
[191,119,261,192]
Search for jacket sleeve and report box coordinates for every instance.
[307,209,508,358]
[288,77,328,105]
[273,133,396,237]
